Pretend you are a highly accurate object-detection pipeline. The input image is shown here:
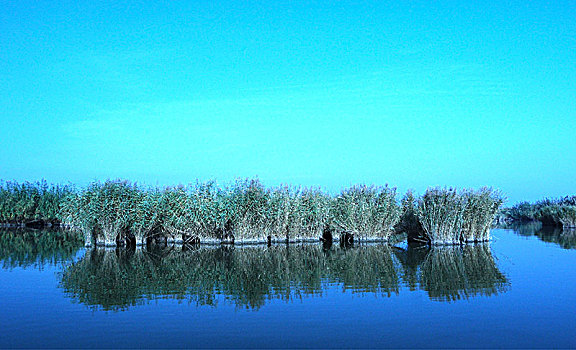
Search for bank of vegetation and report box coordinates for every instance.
[497,196,576,229]
[1,179,503,246]
[0,180,73,228]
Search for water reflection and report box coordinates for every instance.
[59,244,400,311]
[0,230,510,310]
[58,242,508,310]
[394,244,509,302]
[510,222,576,249]
[0,229,83,269]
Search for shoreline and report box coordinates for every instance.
[88,235,394,248]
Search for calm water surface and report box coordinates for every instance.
[1,227,575,348]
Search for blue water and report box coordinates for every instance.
[1,228,575,348]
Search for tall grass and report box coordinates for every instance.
[61,180,141,245]
[500,196,576,229]
[331,184,401,241]
[0,180,72,225]
[536,205,576,228]
[61,179,403,246]
[417,187,503,245]
[395,190,423,241]
[2,178,507,246]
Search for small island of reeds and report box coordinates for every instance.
[1,179,504,246]
[497,196,576,229]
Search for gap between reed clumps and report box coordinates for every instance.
[0,179,504,246]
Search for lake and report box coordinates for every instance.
[1,226,575,348]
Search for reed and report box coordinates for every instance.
[2,178,505,246]
[0,180,72,226]
[331,184,401,241]
[61,178,336,245]
[159,185,197,241]
[132,188,164,243]
[61,180,141,245]
[417,187,503,245]
[226,178,271,240]
[536,205,576,229]
[262,185,329,241]
[500,196,576,229]
[159,180,332,242]
[460,188,504,242]
[558,206,576,229]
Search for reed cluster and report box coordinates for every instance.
[500,196,576,229]
[331,185,401,240]
[0,180,72,226]
[416,187,503,245]
[60,181,143,245]
[536,205,576,229]
[60,179,400,246]
[1,178,507,246]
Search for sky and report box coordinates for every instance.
[1,0,575,204]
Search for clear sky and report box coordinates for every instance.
[1,0,575,204]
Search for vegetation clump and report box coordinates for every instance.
[331,184,401,241]
[0,180,72,227]
[2,178,506,246]
[416,187,503,245]
[498,196,576,229]
[61,181,141,246]
[59,179,401,246]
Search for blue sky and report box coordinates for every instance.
[1,0,575,203]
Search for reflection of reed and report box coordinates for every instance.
[59,244,400,311]
[394,244,509,302]
[510,223,576,249]
[507,221,543,237]
[0,229,83,269]
[329,245,399,295]
[58,242,510,310]
[537,227,576,249]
